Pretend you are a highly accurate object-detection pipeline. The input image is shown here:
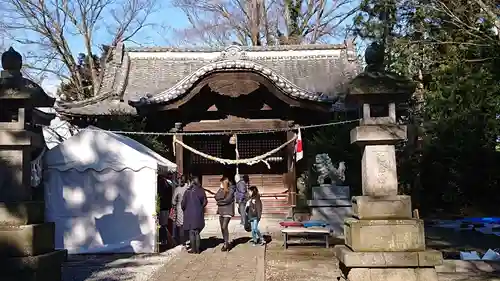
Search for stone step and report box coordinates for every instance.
[334,245,443,267]
[0,201,45,226]
[1,249,67,281]
[0,222,55,257]
[342,267,439,281]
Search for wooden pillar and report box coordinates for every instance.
[286,130,297,206]
[175,134,184,176]
[174,122,184,177]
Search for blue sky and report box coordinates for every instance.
[2,3,192,93]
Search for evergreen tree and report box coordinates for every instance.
[352,0,500,215]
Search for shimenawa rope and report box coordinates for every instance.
[172,135,297,169]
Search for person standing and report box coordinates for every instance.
[246,186,265,246]
[181,175,207,254]
[214,176,235,252]
[171,174,189,247]
[235,174,250,225]
[158,174,174,246]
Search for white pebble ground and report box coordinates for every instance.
[62,246,183,281]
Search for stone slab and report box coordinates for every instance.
[312,185,350,200]
[341,267,439,281]
[344,218,425,252]
[0,223,55,257]
[350,125,407,145]
[361,145,398,197]
[352,196,412,219]
[0,201,45,226]
[334,245,443,267]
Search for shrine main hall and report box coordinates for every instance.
[56,42,358,217]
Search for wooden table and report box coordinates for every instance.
[281,227,331,249]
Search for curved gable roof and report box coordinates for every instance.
[56,42,359,116]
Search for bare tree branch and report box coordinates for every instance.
[172,0,357,46]
[0,0,163,100]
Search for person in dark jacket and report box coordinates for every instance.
[234,174,250,225]
[158,174,174,245]
[214,176,235,252]
[181,176,207,254]
[246,185,264,245]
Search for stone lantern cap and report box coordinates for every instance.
[345,43,416,105]
[0,47,56,108]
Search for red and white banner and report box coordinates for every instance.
[295,128,303,162]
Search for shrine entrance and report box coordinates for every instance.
[187,135,237,187]
[185,132,289,217]
[186,133,287,188]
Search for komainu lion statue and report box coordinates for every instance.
[314,153,346,185]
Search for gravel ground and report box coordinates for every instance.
[438,273,500,281]
[264,238,500,281]
[62,246,183,281]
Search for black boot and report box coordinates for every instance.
[221,243,228,252]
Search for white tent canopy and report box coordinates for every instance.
[45,125,176,173]
[44,126,176,254]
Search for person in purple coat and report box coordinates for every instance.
[181,175,207,254]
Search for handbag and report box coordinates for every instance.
[244,217,251,232]
[169,208,176,221]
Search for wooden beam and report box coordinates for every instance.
[145,72,331,112]
[182,117,293,132]
[286,130,297,206]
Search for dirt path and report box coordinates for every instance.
[149,220,267,281]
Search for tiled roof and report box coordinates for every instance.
[56,42,360,115]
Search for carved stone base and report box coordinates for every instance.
[344,218,425,252]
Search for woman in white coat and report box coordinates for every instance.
[171,175,189,246]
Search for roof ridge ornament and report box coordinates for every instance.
[215,45,249,61]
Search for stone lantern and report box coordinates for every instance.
[333,43,443,281]
[0,47,67,280]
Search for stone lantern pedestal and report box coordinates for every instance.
[0,48,66,281]
[334,44,442,281]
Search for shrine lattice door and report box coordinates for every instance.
[186,135,235,194]
[237,133,287,194]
